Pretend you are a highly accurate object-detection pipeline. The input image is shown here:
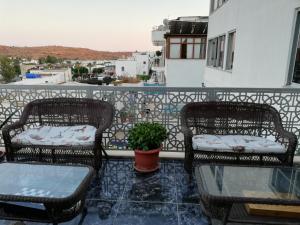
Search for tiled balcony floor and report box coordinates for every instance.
[0,158,208,225]
[84,158,208,225]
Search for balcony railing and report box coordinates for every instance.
[1,85,299,154]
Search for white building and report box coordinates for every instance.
[13,68,72,85]
[115,59,137,77]
[205,0,300,88]
[134,53,150,75]
[115,53,150,77]
[152,17,208,87]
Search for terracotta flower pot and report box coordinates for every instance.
[134,146,161,173]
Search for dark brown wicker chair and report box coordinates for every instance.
[181,101,298,173]
[2,98,114,171]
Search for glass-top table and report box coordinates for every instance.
[0,163,91,199]
[195,165,300,225]
[196,165,300,203]
[0,163,94,224]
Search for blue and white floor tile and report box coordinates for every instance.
[0,159,209,225]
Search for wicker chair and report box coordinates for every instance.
[181,101,298,173]
[2,98,114,171]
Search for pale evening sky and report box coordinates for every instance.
[0,0,210,52]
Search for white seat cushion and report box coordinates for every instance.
[192,135,285,154]
[12,125,96,147]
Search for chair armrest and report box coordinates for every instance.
[94,121,113,145]
[0,109,20,130]
[276,129,298,154]
[94,108,114,144]
[2,121,25,142]
[182,125,193,138]
[181,125,193,153]
[95,126,106,141]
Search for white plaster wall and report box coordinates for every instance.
[152,30,166,46]
[115,60,137,77]
[165,59,205,87]
[135,54,150,75]
[205,0,300,88]
[29,69,72,83]
[14,74,66,85]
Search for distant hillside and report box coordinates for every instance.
[0,45,132,60]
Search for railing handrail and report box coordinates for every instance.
[3,84,300,93]
[0,84,299,154]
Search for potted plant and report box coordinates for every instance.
[128,122,168,172]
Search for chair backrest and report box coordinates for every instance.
[21,98,114,129]
[180,101,283,137]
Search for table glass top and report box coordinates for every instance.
[196,165,300,201]
[0,163,90,199]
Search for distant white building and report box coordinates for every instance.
[13,68,72,85]
[205,0,300,88]
[21,59,39,65]
[115,52,150,77]
[152,16,208,87]
[115,59,137,77]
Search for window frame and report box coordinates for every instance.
[210,0,229,14]
[288,10,300,85]
[207,34,226,69]
[167,36,207,60]
[225,30,236,71]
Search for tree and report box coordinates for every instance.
[71,65,88,76]
[156,50,162,57]
[0,56,17,83]
[13,63,21,75]
[45,55,59,64]
[79,66,88,74]
[12,58,21,75]
[75,62,81,74]
[38,57,46,64]
[87,63,92,73]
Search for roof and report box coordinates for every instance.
[165,20,208,36]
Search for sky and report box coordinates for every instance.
[0,0,210,52]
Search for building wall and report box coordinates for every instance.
[205,0,300,88]
[165,59,205,87]
[115,60,137,77]
[135,54,150,75]
[29,69,72,83]
[20,65,36,75]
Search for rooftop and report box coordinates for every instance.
[166,20,208,36]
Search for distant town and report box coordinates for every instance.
[0,0,299,88]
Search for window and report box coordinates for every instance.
[210,0,229,13]
[143,61,146,65]
[207,38,217,66]
[226,31,236,70]
[207,35,225,68]
[181,39,187,59]
[121,66,125,72]
[217,35,225,68]
[289,12,300,84]
[167,37,207,59]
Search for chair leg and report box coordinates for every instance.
[51,149,56,163]
[93,147,102,172]
[38,148,42,161]
[184,152,194,174]
[6,147,14,161]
